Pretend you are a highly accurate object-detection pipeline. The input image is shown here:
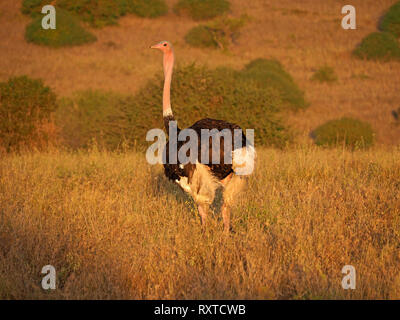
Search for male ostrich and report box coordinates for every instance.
[150,41,255,233]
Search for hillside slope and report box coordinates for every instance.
[0,0,399,145]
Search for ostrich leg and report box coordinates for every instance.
[222,174,247,234]
[198,204,208,227]
[221,203,231,234]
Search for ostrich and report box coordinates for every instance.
[150,41,255,233]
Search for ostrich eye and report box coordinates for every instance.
[163,43,167,47]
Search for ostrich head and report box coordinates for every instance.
[150,41,173,53]
[150,40,174,80]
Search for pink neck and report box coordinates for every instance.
[163,50,174,117]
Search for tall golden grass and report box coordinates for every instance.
[1,146,399,299]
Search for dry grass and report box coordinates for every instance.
[0,147,399,299]
[0,1,399,146]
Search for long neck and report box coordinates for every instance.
[163,50,174,118]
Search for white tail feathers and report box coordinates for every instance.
[232,145,256,175]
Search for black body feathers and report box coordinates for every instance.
[163,118,249,181]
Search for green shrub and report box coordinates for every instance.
[0,76,57,151]
[312,117,374,149]
[131,64,291,148]
[58,0,168,25]
[185,25,218,48]
[57,0,123,27]
[380,1,400,37]
[22,0,167,28]
[58,59,308,149]
[354,32,400,61]
[185,15,247,49]
[59,64,293,149]
[240,58,308,111]
[124,0,168,18]
[174,0,230,21]
[21,0,44,16]
[311,66,338,83]
[25,9,97,47]
[56,90,134,150]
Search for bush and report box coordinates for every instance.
[23,0,117,26]
[240,59,308,111]
[312,117,374,149]
[21,0,42,15]
[185,15,247,49]
[354,32,400,61]
[56,90,134,150]
[124,0,168,18]
[22,0,167,28]
[0,76,57,151]
[57,0,124,27]
[25,9,97,47]
[311,66,337,83]
[174,0,230,21]
[380,1,400,37]
[57,0,167,25]
[131,64,291,148]
[58,59,308,150]
[59,64,293,149]
[185,25,218,48]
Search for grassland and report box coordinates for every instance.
[0,147,399,299]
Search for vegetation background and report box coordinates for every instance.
[0,0,399,299]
